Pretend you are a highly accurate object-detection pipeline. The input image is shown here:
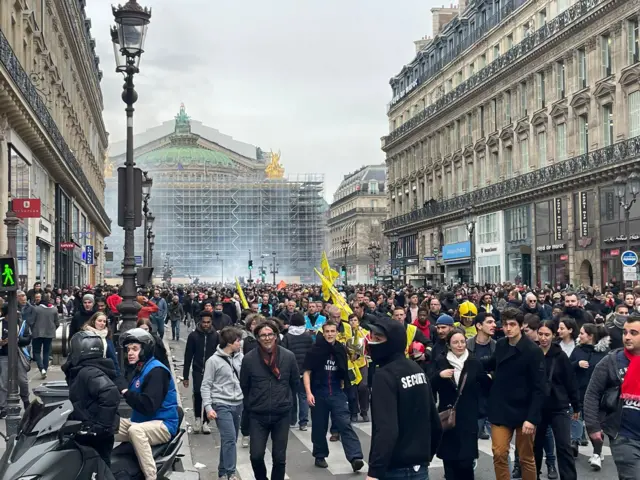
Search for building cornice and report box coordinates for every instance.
[383,135,640,235]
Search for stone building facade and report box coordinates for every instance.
[329,165,389,284]
[0,0,110,288]
[383,0,640,289]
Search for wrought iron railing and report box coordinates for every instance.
[383,135,640,231]
[385,0,606,145]
[0,29,110,228]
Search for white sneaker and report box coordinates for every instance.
[242,436,249,448]
[193,418,201,433]
[41,369,47,379]
[202,422,211,434]
[589,453,602,471]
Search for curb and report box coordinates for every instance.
[164,338,200,480]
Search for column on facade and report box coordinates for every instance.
[564,51,577,158]
[613,21,626,141]
[566,193,577,286]
[586,37,600,150]
[545,64,556,163]
[592,191,602,287]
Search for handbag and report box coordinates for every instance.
[600,351,623,413]
[439,373,467,431]
[18,322,30,372]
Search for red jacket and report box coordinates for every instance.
[106,294,122,313]
[412,318,433,340]
[138,302,159,320]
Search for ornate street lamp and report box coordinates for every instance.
[341,239,350,286]
[368,243,381,283]
[464,205,476,285]
[112,0,151,334]
[614,172,640,254]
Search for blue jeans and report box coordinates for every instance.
[568,407,585,442]
[311,391,363,461]
[152,316,165,339]
[213,403,243,477]
[32,337,52,371]
[478,417,491,435]
[381,464,429,480]
[170,320,179,340]
[290,379,309,426]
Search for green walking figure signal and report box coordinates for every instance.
[0,257,18,291]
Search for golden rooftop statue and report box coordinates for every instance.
[265,150,285,179]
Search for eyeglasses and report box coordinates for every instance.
[259,333,275,339]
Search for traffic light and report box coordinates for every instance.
[341,265,346,276]
[248,260,253,270]
[0,256,18,292]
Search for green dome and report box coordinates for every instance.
[136,145,234,167]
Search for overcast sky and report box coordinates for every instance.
[87,0,439,200]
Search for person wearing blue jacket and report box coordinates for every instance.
[119,328,180,480]
[150,289,168,339]
[304,302,326,332]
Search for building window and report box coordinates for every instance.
[492,152,500,179]
[629,19,640,65]
[467,163,474,191]
[603,103,614,146]
[72,206,79,242]
[556,61,565,99]
[456,165,463,195]
[9,145,30,199]
[520,139,529,173]
[480,53,486,68]
[520,81,528,117]
[578,114,589,154]
[477,212,499,245]
[630,91,640,137]
[578,48,588,88]
[506,34,513,50]
[601,34,612,77]
[81,215,87,246]
[537,131,547,168]
[478,255,502,284]
[536,71,546,109]
[557,0,568,13]
[509,206,528,241]
[493,44,500,60]
[469,62,475,76]
[505,147,513,178]
[537,8,547,27]
[504,90,512,125]
[556,123,567,161]
[445,226,466,244]
[369,180,379,194]
[478,159,485,186]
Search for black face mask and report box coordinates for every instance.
[564,306,580,316]
[214,311,222,317]
[368,341,395,365]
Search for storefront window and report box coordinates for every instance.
[477,213,499,244]
[478,254,501,284]
[81,215,87,245]
[72,206,79,242]
[507,206,529,242]
[536,253,569,288]
[507,253,523,283]
[9,145,30,198]
[74,262,81,287]
[36,242,49,284]
[17,225,28,283]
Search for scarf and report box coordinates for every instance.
[621,350,640,402]
[446,349,469,385]
[258,344,280,379]
[83,325,108,358]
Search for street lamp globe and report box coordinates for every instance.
[141,171,153,196]
[112,0,151,67]
[147,213,155,230]
[614,175,627,201]
[629,172,640,197]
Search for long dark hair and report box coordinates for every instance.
[581,323,608,344]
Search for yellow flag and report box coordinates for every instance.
[314,268,352,321]
[235,277,249,309]
[320,251,339,301]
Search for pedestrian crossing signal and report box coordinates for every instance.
[0,257,18,292]
[248,260,253,270]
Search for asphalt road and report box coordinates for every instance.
[170,322,619,480]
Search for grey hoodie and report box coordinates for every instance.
[201,345,244,413]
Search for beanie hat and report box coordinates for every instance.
[290,312,305,327]
[83,294,95,303]
[436,314,455,326]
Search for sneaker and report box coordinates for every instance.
[315,458,328,468]
[241,436,249,448]
[202,422,211,434]
[360,413,369,422]
[329,433,340,442]
[41,369,47,379]
[547,464,558,479]
[478,430,490,440]
[511,465,522,479]
[193,418,201,433]
[351,459,365,472]
[228,474,239,480]
[589,453,602,471]
[299,424,308,431]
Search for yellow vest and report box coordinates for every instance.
[405,324,417,358]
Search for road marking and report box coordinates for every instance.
[290,426,369,475]
[235,437,290,480]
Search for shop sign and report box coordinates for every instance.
[610,249,620,256]
[442,241,471,261]
[536,243,566,252]
[59,242,75,250]
[406,257,418,264]
[479,245,499,254]
[12,199,41,218]
[554,197,563,241]
[560,254,569,261]
[604,234,640,243]
[37,219,52,244]
[85,245,94,265]
[580,192,589,237]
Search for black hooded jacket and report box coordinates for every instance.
[65,357,121,435]
[367,316,442,478]
[184,323,219,377]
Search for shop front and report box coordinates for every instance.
[36,219,53,286]
[443,241,472,284]
[535,197,569,288]
[474,211,505,285]
[504,205,532,285]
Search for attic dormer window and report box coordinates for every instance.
[369,180,379,194]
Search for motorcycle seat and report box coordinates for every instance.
[113,407,185,459]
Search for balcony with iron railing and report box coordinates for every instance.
[388,0,529,112]
[383,0,609,149]
[329,207,388,226]
[383,135,640,232]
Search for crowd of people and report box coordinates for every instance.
[1,279,639,480]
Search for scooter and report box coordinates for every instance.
[0,399,186,479]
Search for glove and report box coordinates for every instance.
[79,422,108,436]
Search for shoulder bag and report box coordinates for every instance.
[439,373,467,431]
[600,350,624,413]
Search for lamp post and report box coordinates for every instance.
[148,232,155,281]
[389,233,399,286]
[248,249,252,282]
[464,206,476,285]
[216,252,224,284]
[112,0,151,333]
[368,242,381,283]
[141,171,152,267]
[341,239,350,286]
[614,172,640,285]
[271,251,278,285]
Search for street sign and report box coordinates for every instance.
[85,245,94,265]
[624,271,637,281]
[135,255,143,266]
[621,250,638,267]
[623,266,637,273]
[423,256,436,261]
[0,256,18,292]
[432,248,439,255]
[392,268,399,275]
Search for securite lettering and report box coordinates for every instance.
[401,372,428,389]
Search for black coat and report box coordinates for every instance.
[541,343,581,413]
[183,326,218,377]
[243,334,258,355]
[484,335,547,428]
[568,337,610,403]
[281,331,314,373]
[431,355,491,462]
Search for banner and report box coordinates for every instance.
[235,277,249,309]
[314,268,352,321]
[320,251,339,301]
